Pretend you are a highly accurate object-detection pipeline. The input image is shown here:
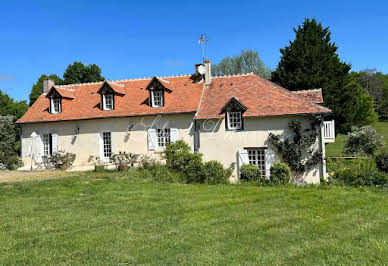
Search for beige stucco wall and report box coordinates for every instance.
[20,113,325,184]
[20,113,195,171]
[197,116,324,184]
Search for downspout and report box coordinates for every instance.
[318,119,326,182]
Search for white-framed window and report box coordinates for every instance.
[157,128,170,147]
[151,90,163,107]
[227,111,242,130]
[51,98,61,114]
[103,94,114,110]
[43,133,51,156]
[247,148,266,177]
[103,132,112,159]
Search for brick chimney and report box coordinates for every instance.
[43,78,54,93]
[204,60,211,85]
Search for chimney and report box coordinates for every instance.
[204,60,211,85]
[43,78,54,93]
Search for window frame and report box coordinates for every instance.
[157,128,170,147]
[51,98,61,114]
[246,148,266,178]
[102,132,112,160]
[227,111,243,130]
[42,133,52,157]
[151,90,164,108]
[103,94,114,110]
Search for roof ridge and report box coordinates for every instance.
[212,72,255,78]
[292,88,322,93]
[56,74,192,87]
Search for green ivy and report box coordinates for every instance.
[267,117,323,177]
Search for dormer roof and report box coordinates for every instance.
[46,86,75,99]
[145,76,173,92]
[97,81,126,95]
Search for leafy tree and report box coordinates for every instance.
[344,126,383,155]
[63,61,105,85]
[0,90,28,119]
[29,74,62,106]
[334,76,378,131]
[212,50,272,78]
[0,116,22,170]
[270,18,379,132]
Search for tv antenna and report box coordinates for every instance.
[198,34,209,62]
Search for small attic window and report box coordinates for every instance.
[151,90,164,107]
[221,97,247,131]
[51,98,61,114]
[103,94,114,110]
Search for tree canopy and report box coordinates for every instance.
[63,61,105,85]
[271,18,378,132]
[29,74,62,106]
[212,50,272,79]
[0,90,28,120]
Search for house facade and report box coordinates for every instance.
[17,61,335,183]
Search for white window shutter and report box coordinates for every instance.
[35,134,44,163]
[170,128,178,143]
[237,149,249,177]
[147,128,157,150]
[102,95,106,110]
[50,99,54,114]
[265,148,275,179]
[51,133,58,154]
[98,132,104,161]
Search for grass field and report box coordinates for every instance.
[0,171,387,265]
[326,121,388,157]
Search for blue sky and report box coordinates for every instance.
[1,0,387,101]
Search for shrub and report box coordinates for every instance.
[344,126,384,155]
[240,164,261,182]
[145,164,182,183]
[333,158,388,187]
[111,151,136,170]
[139,155,158,169]
[375,148,388,173]
[202,161,232,185]
[50,150,76,170]
[183,157,205,184]
[270,162,291,184]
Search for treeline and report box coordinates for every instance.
[213,18,387,133]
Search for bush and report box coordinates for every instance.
[111,151,136,170]
[139,155,158,169]
[333,158,388,187]
[50,150,76,170]
[240,164,261,182]
[270,162,291,184]
[143,164,182,183]
[375,148,388,173]
[164,140,232,184]
[344,126,383,155]
[202,161,232,185]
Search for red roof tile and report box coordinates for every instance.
[291,89,324,104]
[195,74,330,119]
[17,73,330,124]
[17,76,204,124]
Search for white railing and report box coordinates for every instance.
[323,120,335,141]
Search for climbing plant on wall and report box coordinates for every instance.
[267,117,323,180]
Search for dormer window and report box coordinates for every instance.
[51,98,61,114]
[227,111,242,130]
[151,90,163,107]
[145,76,172,108]
[103,94,114,110]
[97,81,126,111]
[221,97,247,131]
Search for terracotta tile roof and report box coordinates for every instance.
[291,89,323,104]
[195,74,330,119]
[17,73,331,124]
[17,75,203,124]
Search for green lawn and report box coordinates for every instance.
[326,121,388,157]
[0,172,387,265]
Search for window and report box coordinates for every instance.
[103,94,114,110]
[151,90,163,107]
[227,111,242,130]
[247,148,266,177]
[103,132,112,159]
[157,128,170,147]
[51,98,61,114]
[43,133,51,156]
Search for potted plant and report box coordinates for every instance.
[111,151,136,171]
